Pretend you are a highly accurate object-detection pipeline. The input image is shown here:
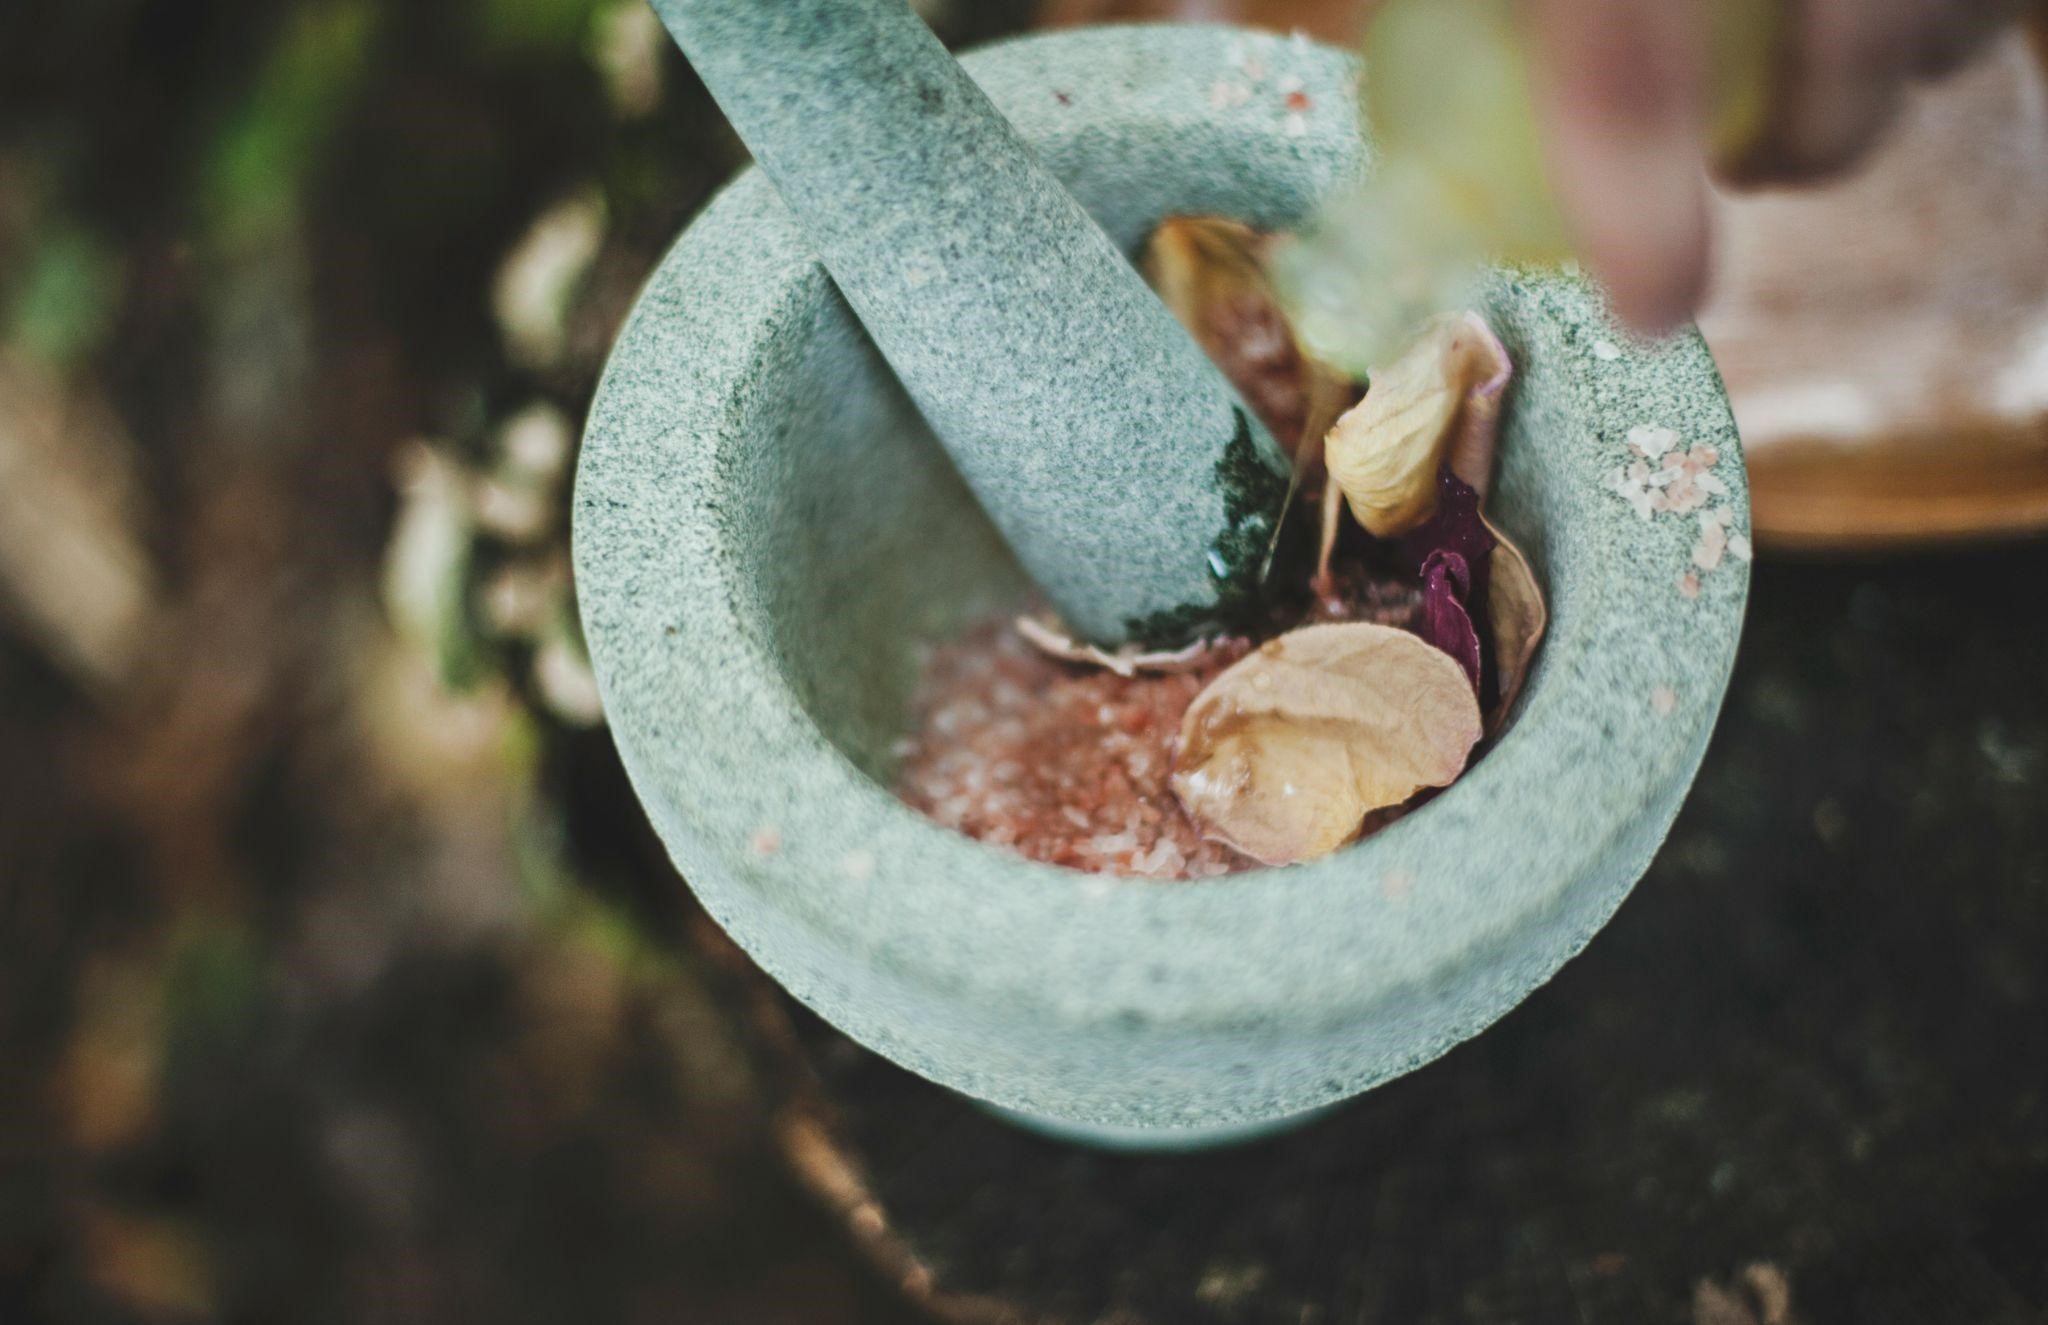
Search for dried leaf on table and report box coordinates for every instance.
[1322,312,1510,539]
[1171,622,1481,865]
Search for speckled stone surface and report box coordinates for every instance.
[650,0,1298,647]
[573,25,1750,1144]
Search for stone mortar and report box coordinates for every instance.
[574,24,1750,1146]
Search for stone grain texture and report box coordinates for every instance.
[651,0,1300,646]
[574,25,1749,1144]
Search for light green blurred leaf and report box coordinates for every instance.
[7,227,122,367]
[201,0,380,247]
[475,0,606,55]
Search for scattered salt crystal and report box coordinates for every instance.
[1651,686,1678,716]
[1276,72,1305,95]
[1607,466,1658,521]
[1283,111,1309,138]
[1592,339,1621,361]
[1209,79,1252,109]
[1692,520,1728,570]
[1627,425,1680,458]
[1728,532,1753,563]
[838,848,876,882]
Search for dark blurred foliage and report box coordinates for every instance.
[0,1,1028,1320]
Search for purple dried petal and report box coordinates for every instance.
[1418,549,1482,692]
[1398,467,1497,585]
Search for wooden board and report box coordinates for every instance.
[1749,419,2048,550]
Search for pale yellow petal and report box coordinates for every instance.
[1172,623,1482,865]
[1323,313,1511,537]
[1482,515,1548,732]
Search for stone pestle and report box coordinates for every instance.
[648,0,1293,648]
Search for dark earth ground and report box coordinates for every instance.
[761,545,2048,1324]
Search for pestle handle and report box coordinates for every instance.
[649,0,1291,648]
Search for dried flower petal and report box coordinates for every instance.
[1172,622,1482,865]
[1015,613,1237,677]
[1323,312,1511,537]
[1141,217,1352,456]
[1482,514,1546,730]
[1417,549,1482,691]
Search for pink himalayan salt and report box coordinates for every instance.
[896,569,1425,880]
[895,623,1256,879]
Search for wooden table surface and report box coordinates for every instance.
[700,540,2048,1325]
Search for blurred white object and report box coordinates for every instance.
[1701,30,2048,450]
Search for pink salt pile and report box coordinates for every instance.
[893,623,1256,879]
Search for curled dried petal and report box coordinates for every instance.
[1444,315,1511,499]
[1171,623,1482,865]
[1483,515,1546,730]
[1015,614,1237,677]
[1417,549,1482,691]
[1323,312,1512,537]
[1142,216,1352,456]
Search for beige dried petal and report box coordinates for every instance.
[1445,314,1512,496]
[1142,216,1355,458]
[1324,312,1511,537]
[1313,475,1345,600]
[1014,614,1230,677]
[1172,623,1481,865]
[1482,514,1547,732]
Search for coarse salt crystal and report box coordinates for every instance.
[1692,521,1728,570]
[1627,424,1680,458]
[1209,79,1252,109]
[1651,686,1678,716]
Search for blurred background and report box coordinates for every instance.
[2,1,2045,1323]
[0,1,1037,1319]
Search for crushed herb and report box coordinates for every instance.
[893,216,1550,877]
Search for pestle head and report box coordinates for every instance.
[650,0,1292,648]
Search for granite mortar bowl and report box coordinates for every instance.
[574,25,1750,1147]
